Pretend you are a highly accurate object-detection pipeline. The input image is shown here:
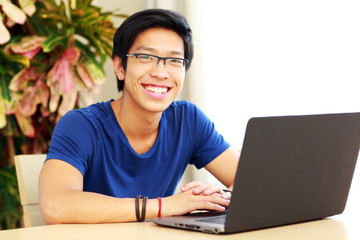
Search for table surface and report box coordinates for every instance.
[0,215,358,240]
[2,164,359,240]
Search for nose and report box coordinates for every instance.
[150,59,169,79]
[156,58,167,67]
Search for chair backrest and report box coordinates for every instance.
[14,154,46,227]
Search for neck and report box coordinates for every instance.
[112,97,162,135]
[111,97,162,154]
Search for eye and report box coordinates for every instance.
[137,54,154,62]
[168,59,184,66]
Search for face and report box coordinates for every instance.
[113,27,186,114]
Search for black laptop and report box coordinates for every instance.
[151,112,360,234]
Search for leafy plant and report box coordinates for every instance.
[0,164,21,230]
[0,0,126,229]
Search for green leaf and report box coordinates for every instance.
[101,40,113,57]
[78,0,93,8]
[78,9,100,22]
[87,35,106,60]
[42,30,70,52]
[0,49,30,67]
[0,165,21,229]
[108,13,129,19]
[1,74,12,102]
[27,13,49,36]
[2,115,18,136]
[75,40,104,70]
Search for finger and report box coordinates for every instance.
[197,195,230,211]
[201,185,224,196]
[194,184,225,196]
[211,194,231,208]
[221,191,232,200]
[180,181,202,192]
[202,203,227,212]
[192,182,213,195]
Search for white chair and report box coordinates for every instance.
[14,154,46,227]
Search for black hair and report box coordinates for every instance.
[112,9,194,92]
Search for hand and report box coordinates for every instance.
[162,188,230,217]
[180,181,231,200]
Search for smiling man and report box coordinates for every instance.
[39,9,239,224]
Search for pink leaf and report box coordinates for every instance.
[17,86,38,116]
[58,90,77,117]
[9,67,37,91]
[48,82,61,113]
[1,0,27,25]
[76,62,99,92]
[19,0,36,16]
[0,100,6,129]
[8,36,46,59]
[15,113,35,138]
[0,19,10,45]
[36,78,50,109]
[47,48,81,93]
[40,106,50,117]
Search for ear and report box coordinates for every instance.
[113,55,125,80]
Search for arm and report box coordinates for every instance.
[38,159,147,224]
[204,146,240,189]
[181,147,240,195]
[39,159,230,224]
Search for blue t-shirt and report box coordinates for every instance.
[46,100,230,198]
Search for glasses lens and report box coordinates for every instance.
[136,54,155,64]
[167,59,185,69]
[131,54,187,71]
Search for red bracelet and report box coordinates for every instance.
[157,197,162,217]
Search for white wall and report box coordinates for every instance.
[200,0,360,150]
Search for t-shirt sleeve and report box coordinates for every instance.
[46,110,96,175]
[189,103,230,169]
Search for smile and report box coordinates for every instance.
[143,85,170,95]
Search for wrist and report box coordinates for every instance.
[142,198,159,220]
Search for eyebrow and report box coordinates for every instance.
[134,46,184,57]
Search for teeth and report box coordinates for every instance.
[145,86,168,94]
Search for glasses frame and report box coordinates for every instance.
[126,53,189,70]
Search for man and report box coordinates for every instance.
[39,9,239,224]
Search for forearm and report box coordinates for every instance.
[39,190,159,224]
[38,160,162,224]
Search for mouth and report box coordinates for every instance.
[143,84,171,95]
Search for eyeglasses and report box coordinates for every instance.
[126,53,189,71]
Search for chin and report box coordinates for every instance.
[143,101,173,113]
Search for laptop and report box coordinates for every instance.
[151,112,360,234]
